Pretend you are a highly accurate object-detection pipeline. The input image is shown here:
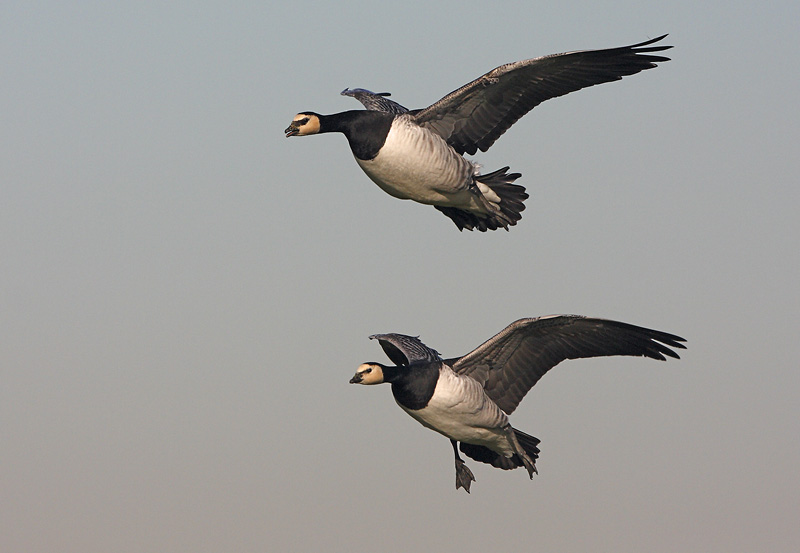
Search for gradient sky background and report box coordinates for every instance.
[2,2,799,552]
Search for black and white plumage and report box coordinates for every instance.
[349,315,686,492]
[286,36,672,231]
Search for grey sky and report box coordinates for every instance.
[2,1,799,552]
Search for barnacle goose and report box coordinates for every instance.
[349,315,685,492]
[286,36,672,231]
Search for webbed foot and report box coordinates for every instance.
[451,439,476,493]
[455,457,476,493]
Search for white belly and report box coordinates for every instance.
[400,367,514,456]
[355,117,480,209]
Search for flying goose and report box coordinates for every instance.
[286,35,671,231]
[349,315,685,492]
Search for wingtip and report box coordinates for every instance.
[633,33,674,54]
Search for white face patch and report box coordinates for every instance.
[353,363,384,385]
[292,113,320,136]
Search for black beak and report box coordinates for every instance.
[349,374,362,384]
[285,125,299,137]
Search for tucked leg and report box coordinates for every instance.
[451,439,476,493]
[505,426,537,479]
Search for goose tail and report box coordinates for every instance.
[459,427,540,473]
[434,166,527,231]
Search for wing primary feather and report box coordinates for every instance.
[413,35,672,155]
[341,88,409,114]
[452,316,685,414]
[369,333,442,366]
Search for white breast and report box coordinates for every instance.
[400,366,515,457]
[355,116,478,207]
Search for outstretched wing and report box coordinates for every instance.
[341,88,410,114]
[369,333,442,366]
[451,315,685,414]
[413,35,671,155]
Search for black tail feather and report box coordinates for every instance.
[459,428,540,471]
[434,167,527,232]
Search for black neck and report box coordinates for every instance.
[386,362,440,411]
[317,111,373,136]
[318,110,395,160]
[380,363,403,383]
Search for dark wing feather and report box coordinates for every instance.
[451,315,686,414]
[341,88,409,114]
[413,35,671,155]
[369,333,442,366]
